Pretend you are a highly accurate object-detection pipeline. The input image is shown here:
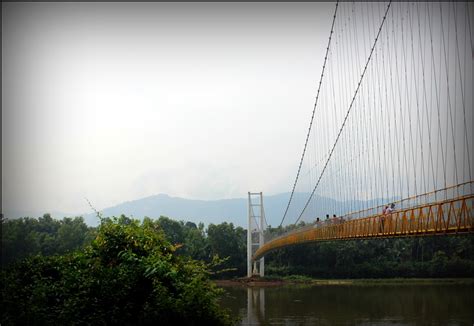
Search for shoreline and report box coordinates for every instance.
[214,277,474,288]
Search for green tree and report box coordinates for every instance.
[1,215,96,266]
[207,222,246,277]
[183,226,210,262]
[156,216,186,245]
[1,216,233,325]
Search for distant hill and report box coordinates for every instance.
[82,193,293,227]
[81,192,397,227]
[4,192,398,228]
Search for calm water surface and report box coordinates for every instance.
[219,284,473,325]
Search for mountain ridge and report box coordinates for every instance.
[5,192,398,228]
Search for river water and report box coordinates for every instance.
[219,283,473,325]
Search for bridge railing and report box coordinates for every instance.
[264,182,474,244]
[340,194,473,237]
[342,181,474,221]
[255,186,473,261]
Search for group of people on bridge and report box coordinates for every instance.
[313,203,396,230]
[314,214,344,228]
[379,203,396,232]
[382,203,396,215]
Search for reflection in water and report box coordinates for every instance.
[247,288,265,325]
[220,284,474,325]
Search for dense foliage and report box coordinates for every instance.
[1,214,95,266]
[264,224,474,278]
[3,214,473,280]
[139,218,474,279]
[2,212,474,325]
[134,216,247,278]
[1,215,247,278]
[1,216,233,325]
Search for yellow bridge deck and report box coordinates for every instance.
[253,194,474,261]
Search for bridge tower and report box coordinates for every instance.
[247,192,265,277]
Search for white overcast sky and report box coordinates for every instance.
[2,2,334,215]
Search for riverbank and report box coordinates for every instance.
[214,276,474,287]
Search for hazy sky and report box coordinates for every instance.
[2,2,335,215]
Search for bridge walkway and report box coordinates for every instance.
[253,194,473,261]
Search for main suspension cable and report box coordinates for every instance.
[279,1,340,227]
[294,1,392,225]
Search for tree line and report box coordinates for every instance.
[2,214,474,279]
[1,214,247,278]
[1,214,96,266]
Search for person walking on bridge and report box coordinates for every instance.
[314,217,321,228]
[387,203,395,214]
[380,210,386,233]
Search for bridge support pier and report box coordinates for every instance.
[248,192,265,277]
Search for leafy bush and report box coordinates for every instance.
[1,216,234,325]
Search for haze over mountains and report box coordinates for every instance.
[82,193,294,227]
[4,192,397,228]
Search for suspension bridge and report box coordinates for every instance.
[247,2,474,277]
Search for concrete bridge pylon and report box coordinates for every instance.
[247,192,265,277]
